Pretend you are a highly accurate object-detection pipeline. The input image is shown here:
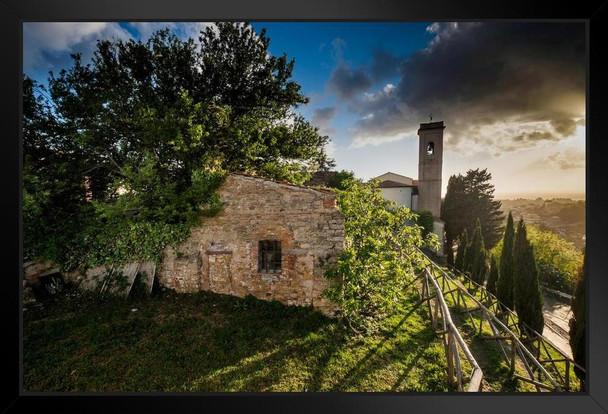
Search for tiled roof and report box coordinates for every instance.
[378,180,416,188]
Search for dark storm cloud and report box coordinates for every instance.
[371,49,404,81]
[512,131,558,142]
[343,22,586,153]
[311,106,337,128]
[327,62,373,100]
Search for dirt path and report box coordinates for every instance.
[542,294,573,359]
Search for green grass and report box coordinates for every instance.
[24,286,449,392]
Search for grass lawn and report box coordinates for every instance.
[23,285,450,392]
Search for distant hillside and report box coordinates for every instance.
[499,198,585,250]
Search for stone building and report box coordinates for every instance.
[375,120,446,255]
[157,173,345,315]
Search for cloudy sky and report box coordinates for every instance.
[23,22,586,199]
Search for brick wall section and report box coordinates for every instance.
[157,174,345,315]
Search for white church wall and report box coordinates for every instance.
[379,187,413,209]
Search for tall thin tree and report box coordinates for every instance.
[454,228,468,272]
[469,218,487,285]
[496,212,516,310]
[487,255,499,295]
[513,218,544,335]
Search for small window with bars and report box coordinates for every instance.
[258,240,282,273]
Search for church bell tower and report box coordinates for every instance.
[417,121,444,218]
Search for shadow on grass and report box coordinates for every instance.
[24,288,449,392]
[335,299,425,390]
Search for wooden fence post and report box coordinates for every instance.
[510,338,517,373]
[446,332,455,387]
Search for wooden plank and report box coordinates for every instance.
[541,286,573,300]
[539,337,565,384]
[451,334,464,391]
[80,265,112,292]
[138,261,156,295]
[516,346,542,392]
[481,335,513,341]
[513,374,560,391]
[108,262,140,296]
[446,333,454,387]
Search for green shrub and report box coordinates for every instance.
[526,225,583,293]
[323,178,438,334]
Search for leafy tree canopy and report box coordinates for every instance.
[526,225,584,293]
[414,210,435,239]
[24,22,334,268]
[324,178,438,334]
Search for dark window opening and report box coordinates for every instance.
[258,240,282,273]
[427,141,435,155]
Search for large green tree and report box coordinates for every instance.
[513,219,544,335]
[24,23,334,269]
[569,258,586,388]
[23,76,94,263]
[441,168,504,263]
[496,212,516,310]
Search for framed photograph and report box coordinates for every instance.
[3,0,607,413]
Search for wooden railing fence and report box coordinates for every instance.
[415,248,584,392]
[418,266,484,391]
[446,262,585,391]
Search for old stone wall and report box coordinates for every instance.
[157,174,345,315]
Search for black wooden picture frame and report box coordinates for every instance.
[2,1,607,413]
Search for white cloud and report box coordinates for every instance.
[325,140,337,158]
[383,83,395,93]
[23,22,132,72]
[350,131,416,149]
[546,147,585,169]
[331,38,348,61]
[128,22,214,44]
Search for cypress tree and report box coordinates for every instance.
[487,255,499,295]
[454,228,468,272]
[513,219,544,335]
[496,212,516,310]
[569,258,586,388]
[469,218,487,285]
[462,232,475,275]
